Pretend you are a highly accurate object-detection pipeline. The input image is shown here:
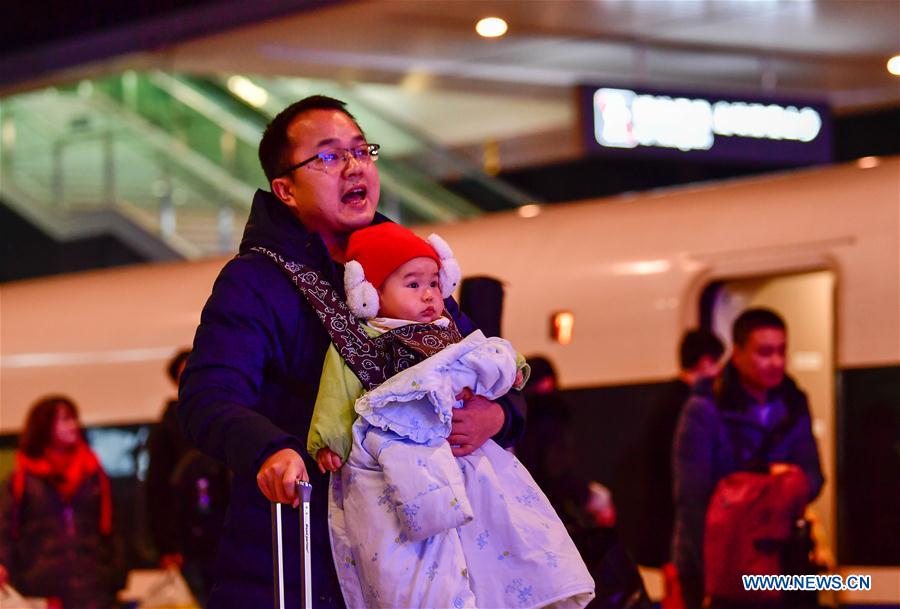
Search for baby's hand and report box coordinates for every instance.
[316,448,343,474]
[514,369,525,389]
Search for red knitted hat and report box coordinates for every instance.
[345,223,440,290]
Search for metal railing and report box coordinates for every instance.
[1,87,250,257]
[1,71,539,259]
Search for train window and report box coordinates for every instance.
[85,424,151,479]
[0,423,151,481]
[837,365,900,565]
[0,437,17,482]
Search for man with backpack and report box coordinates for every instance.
[672,308,824,609]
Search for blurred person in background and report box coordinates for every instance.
[672,309,824,609]
[517,356,651,609]
[0,396,119,609]
[147,349,191,568]
[636,329,724,569]
[516,357,579,513]
[147,348,229,607]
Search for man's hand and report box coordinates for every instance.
[585,481,617,528]
[316,447,343,474]
[257,448,308,507]
[449,388,505,457]
[770,462,797,476]
[159,553,183,570]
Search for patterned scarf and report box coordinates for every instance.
[251,245,464,389]
[374,318,463,374]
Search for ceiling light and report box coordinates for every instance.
[227,75,269,108]
[2,120,15,147]
[400,69,431,92]
[476,17,508,38]
[888,55,900,76]
[856,156,880,169]
[611,259,671,275]
[517,204,541,218]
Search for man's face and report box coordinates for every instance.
[732,326,787,394]
[272,109,380,242]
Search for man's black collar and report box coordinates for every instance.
[238,188,392,266]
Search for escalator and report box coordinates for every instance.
[1,71,537,262]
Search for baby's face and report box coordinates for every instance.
[378,257,444,323]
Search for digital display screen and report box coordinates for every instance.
[580,85,833,165]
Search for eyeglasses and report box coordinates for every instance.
[281,143,380,176]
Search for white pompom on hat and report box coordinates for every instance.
[343,223,461,319]
[344,259,380,318]
[426,233,461,299]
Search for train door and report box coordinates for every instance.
[703,270,837,566]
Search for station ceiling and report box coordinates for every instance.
[5,0,900,168]
[160,0,899,109]
[158,0,900,165]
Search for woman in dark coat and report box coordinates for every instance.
[0,396,116,609]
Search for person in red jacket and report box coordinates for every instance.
[0,396,117,609]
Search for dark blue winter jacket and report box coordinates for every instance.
[178,189,525,609]
[671,363,824,586]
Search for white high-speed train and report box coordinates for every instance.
[2,157,898,602]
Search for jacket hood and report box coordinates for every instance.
[238,189,318,262]
[238,189,391,264]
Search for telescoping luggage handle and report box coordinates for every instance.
[271,480,313,609]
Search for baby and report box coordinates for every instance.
[308,222,594,609]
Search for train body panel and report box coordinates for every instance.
[1,158,897,431]
[418,158,899,387]
[1,258,224,431]
[1,158,898,600]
